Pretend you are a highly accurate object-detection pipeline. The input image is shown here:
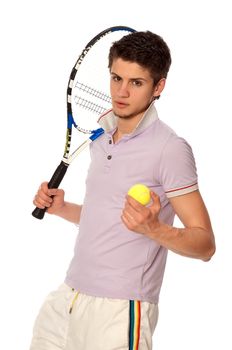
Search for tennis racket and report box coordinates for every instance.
[32,26,136,219]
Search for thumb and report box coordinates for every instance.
[48,188,59,196]
[149,191,161,212]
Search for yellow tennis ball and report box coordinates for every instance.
[128,184,151,205]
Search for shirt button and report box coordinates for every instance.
[109,139,112,144]
[107,155,112,160]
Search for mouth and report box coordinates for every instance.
[114,101,129,108]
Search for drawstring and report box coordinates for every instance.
[69,290,79,314]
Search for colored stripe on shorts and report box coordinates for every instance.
[129,300,141,350]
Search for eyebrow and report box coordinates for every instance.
[110,72,148,82]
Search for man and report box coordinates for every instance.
[30,31,215,350]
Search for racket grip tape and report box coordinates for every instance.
[32,161,69,220]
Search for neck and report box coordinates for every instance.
[113,112,144,143]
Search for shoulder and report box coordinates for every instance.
[161,131,194,161]
[157,125,198,197]
[147,118,178,152]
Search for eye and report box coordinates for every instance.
[111,75,121,82]
[132,80,142,87]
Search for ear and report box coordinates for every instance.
[153,78,166,99]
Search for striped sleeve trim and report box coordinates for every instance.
[165,182,198,198]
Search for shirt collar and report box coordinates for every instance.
[98,102,159,137]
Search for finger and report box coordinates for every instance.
[121,213,136,231]
[33,195,52,208]
[123,205,145,225]
[40,182,58,196]
[149,191,161,212]
[37,189,53,203]
[126,195,146,212]
[40,181,49,193]
[48,188,59,196]
[150,191,159,200]
[124,200,140,215]
[33,198,45,209]
[150,191,161,205]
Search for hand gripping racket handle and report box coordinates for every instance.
[32,160,69,220]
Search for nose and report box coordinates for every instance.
[117,82,129,98]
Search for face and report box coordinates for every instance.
[110,58,159,120]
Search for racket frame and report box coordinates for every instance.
[32,26,136,220]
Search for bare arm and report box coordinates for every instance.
[162,191,215,260]
[53,201,82,224]
[122,190,216,261]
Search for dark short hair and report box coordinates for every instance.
[108,31,172,85]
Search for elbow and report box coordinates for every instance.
[202,239,216,262]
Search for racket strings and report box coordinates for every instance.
[74,96,109,115]
[75,81,111,103]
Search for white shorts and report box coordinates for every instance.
[30,283,158,350]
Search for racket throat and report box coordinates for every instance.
[63,128,104,165]
[63,139,92,165]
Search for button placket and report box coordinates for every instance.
[107,137,113,161]
[104,137,114,172]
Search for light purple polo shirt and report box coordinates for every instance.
[65,103,198,303]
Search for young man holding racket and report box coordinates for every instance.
[31,31,215,350]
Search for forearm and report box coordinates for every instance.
[53,202,82,224]
[149,222,215,261]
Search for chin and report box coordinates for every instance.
[114,111,133,119]
[112,108,128,118]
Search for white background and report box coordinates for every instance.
[0,0,231,349]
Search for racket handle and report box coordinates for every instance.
[32,160,69,220]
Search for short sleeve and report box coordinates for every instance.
[159,134,198,198]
